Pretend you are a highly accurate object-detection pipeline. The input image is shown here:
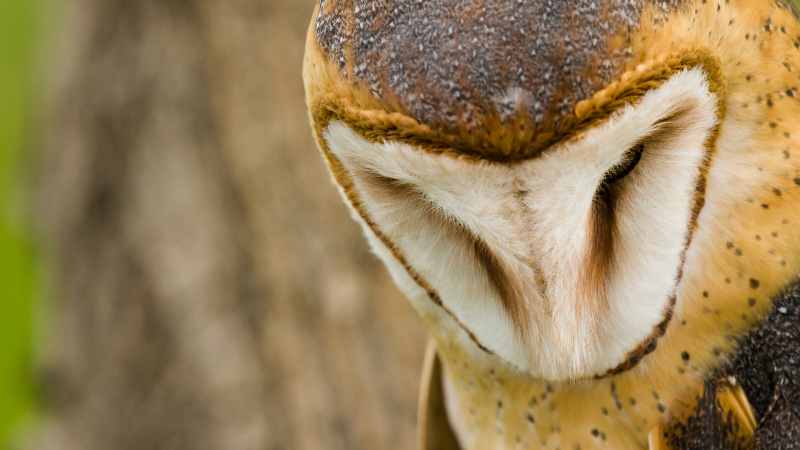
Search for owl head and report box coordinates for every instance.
[303,0,800,383]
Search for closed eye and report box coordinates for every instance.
[606,144,645,185]
[595,102,692,198]
[598,143,645,197]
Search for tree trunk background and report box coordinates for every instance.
[33,1,427,450]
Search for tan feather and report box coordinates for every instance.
[716,378,757,442]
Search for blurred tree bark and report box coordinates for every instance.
[33,1,427,450]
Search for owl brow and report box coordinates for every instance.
[639,101,698,147]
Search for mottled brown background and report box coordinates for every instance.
[33,1,427,449]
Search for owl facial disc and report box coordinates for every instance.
[320,68,719,380]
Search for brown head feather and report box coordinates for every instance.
[314,0,688,158]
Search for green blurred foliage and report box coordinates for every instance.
[0,0,40,446]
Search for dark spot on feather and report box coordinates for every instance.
[315,0,687,157]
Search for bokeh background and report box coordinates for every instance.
[2,1,427,449]
[6,1,800,450]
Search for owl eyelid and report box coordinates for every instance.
[604,143,646,186]
[597,102,695,194]
[594,143,645,203]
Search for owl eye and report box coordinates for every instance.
[602,144,644,185]
[595,143,645,201]
[606,144,645,184]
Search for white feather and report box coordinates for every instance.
[323,68,719,380]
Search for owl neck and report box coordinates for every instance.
[430,332,706,450]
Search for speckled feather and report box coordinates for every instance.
[669,282,800,450]
[315,0,686,152]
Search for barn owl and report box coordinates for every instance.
[303,0,800,449]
